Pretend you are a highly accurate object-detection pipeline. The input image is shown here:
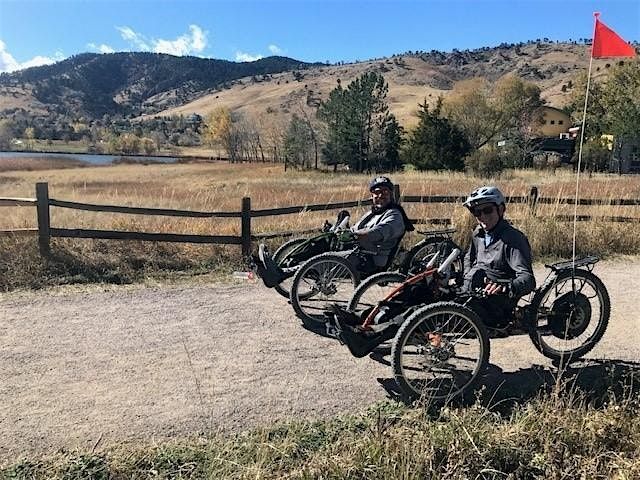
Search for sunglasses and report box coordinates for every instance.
[472,205,496,217]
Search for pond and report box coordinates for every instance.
[0,151,179,165]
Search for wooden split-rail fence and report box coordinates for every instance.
[1,182,639,259]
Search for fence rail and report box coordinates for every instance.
[49,199,241,218]
[1,183,639,258]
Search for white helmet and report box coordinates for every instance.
[463,186,505,210]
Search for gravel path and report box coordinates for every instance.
[1,258,639,462]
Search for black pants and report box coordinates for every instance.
[466,295,515,328]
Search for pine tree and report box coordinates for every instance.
[403,99,471,171]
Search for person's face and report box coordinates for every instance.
[371,186,392,211]
[471,203,503,231]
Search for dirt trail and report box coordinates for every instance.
[1,258,639,462]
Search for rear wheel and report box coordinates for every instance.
[347,271,407,316]
[402,237,443,273]
[273,237,307,298]
[391,302,489,402]
[290,253,360,327]
[528,269,610,362]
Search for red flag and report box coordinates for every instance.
[592,14,636,58]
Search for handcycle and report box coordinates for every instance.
[328,242,611,402]
[255,210,458,300]
[288,228,462,328]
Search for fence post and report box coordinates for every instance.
[394,183,401,204]
[36,182,50,257]
[241,197,251,260]
[528,185,539,216]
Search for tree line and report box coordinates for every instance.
[1,61,637,173]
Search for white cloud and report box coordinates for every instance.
[117,24,208,56]
[235,51,263,62]
[268,44,283,55]
[116,26,150,51]
[87,42,115,54]
[0,40,64,73]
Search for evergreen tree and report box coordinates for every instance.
[317,72,402,172]
[402,99,471,171]
[283,114,314,168]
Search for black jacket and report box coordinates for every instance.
[463,219,536,297]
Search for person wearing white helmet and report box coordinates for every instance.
[462,185,535,328]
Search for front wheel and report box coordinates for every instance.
[391,302,489,402]
[290,253,360,327]
[273,237,307,298]
[528,269,610,362]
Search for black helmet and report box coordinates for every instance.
[369,176,393,192]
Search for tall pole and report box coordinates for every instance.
[572,13,599,268]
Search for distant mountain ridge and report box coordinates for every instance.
[0,52,316,117]
[0,41,636,126]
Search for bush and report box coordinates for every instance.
[573,139,611,172]
[464,148,506,177]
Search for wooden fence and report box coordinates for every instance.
[1,182,639,259]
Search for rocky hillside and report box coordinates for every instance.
[0,41,631,127]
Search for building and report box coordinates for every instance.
[531,106,572,137]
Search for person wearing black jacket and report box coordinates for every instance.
[462,185,535,328]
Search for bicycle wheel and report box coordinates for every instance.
[290,253,360,327]
[391,302,489,402]
[528,269,610,362]
[401,237,444,273]
[273,237,307,298]
[347,271,407,315]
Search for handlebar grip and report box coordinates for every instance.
[335,215,350,231]
[425,251,440,269]
[437,248,461,275]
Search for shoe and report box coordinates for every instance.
[253,244,286,288]
[333,312,396,358]
[327,304,362,327]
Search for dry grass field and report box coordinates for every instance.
[1,158,639,290]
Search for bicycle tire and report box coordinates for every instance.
[528,269,610,362]
[391,301,490,402]
[290,252,360,327]
[273,237,308,298]
[347,271,407,314]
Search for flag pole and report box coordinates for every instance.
[572,12,599,269]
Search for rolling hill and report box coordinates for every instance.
[0,41,630,128]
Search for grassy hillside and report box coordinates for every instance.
[1,42,626,129]
[156,42,611,128]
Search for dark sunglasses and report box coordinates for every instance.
[472,205,496,217]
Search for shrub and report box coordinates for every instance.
[464,148,506,177]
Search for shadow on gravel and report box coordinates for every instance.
[376,359,640,413]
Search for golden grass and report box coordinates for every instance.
[0,162,639,290]
[3,374,639,479]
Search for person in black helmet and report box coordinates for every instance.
[254,176,413,287]
[462,185,535,328]
[343,176,414,273]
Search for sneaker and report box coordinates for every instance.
[253,244,285,288]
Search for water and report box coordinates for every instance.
[0,151,179,165]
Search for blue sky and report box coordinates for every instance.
[0,0,638,72]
